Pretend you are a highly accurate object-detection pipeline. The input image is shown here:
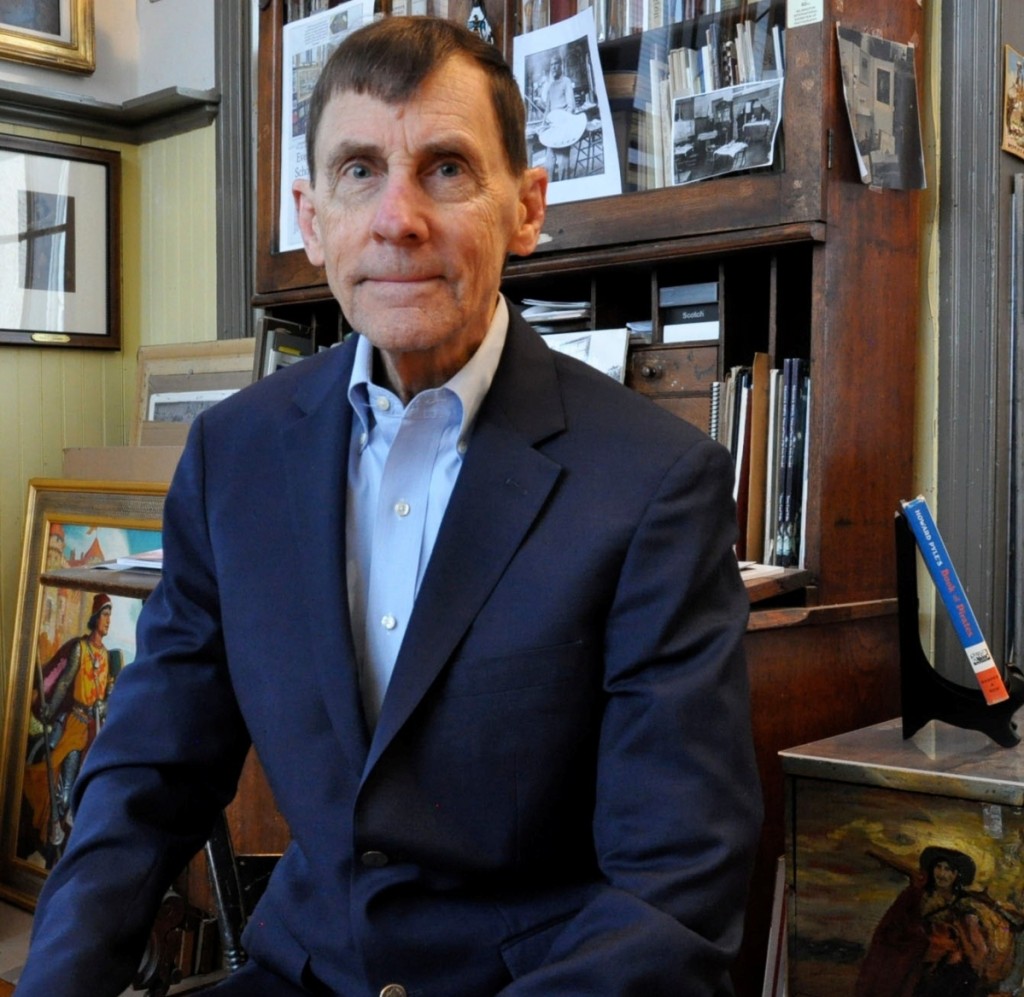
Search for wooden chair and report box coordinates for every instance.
[133,813,279,995]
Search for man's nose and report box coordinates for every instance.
[370,172,430,243]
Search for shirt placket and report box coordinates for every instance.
[362,397,446,721]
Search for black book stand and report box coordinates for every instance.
[895,512,1024,748]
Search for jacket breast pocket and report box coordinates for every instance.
[439,639,594,701]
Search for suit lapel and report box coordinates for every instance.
[365,315,566,774]
[280,343,372,754]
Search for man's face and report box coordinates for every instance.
[294,55,546,392]
[551,57,563,78]
[932,860,958,890]
[96,607,111,639]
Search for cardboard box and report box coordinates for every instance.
[62,445,183,483]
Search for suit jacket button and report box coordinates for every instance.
[380,986,407,997]
[360,850,389,868]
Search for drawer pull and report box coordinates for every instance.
[640,361,664,380]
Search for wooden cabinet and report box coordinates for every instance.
[249,1,921,992]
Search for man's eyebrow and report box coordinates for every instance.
[322,141,382,178]
[321,135,480,178]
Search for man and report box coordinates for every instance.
[539,52,576,181]
[22,593,121,866]
[17,17,760,997]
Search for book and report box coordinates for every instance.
[774,357,808,567]
[761,365,783,563]
[744,352,770,562]
[98,549,164,571]
[732,374,752,559]
[900,495,1010,705]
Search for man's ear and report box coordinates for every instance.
[507,166,548,259]
[293,178,325,267]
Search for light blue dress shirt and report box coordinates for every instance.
[346,297,509,725]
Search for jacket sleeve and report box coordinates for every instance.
[499,436,763,996]
[14,420,252,997]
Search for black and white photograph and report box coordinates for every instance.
[671,78,782,186]
[836,25,925,190]
[514,8,621,204]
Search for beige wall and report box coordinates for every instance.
[0,123,218,705]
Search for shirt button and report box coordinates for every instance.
[361,850,389,868]
[381,614,397,631]
[394,500,410,518]
[457,438,468,455]
[380,985,406,997]
[375,395,391,412]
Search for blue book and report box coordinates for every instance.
[900,495,1009,705]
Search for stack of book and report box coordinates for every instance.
[519,298,593,333]
[711,354,809,566]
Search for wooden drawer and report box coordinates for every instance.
[624,344,718,431]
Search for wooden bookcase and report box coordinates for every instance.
[247,1,921,992]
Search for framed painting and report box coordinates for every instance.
[788,775,1024,997]
[133,339,255,445]
[1003,44,1024,162]
[0,0,94,73]
[0,135,121,350]
[0,479,166,908]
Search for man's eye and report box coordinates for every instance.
[437,162,462,178]
[345,163,373,180]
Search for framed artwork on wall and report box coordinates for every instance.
[0,479,166,908]
[0,135,121,350]
[0,0,94,74]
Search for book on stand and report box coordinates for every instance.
[900,495,1010,705]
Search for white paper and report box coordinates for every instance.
[787,0,823,29]
[542,328,629,383]
[278,0,370,253]
[513,8,622,205]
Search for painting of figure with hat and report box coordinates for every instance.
[855,844,1022,997]
[20,592,125,869]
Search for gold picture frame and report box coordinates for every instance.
[0,478,166,908]
[0,0,94,74]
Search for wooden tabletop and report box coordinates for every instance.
[40,565,161,600]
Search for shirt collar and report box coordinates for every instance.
[347,295,509,440]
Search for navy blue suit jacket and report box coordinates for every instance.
[19,310,761,996]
